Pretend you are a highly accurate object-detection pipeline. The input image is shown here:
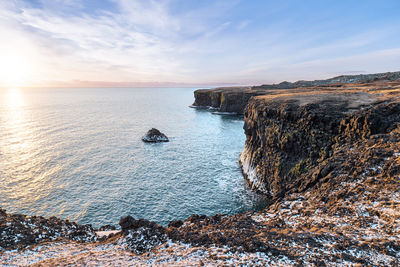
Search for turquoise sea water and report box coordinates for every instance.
[0,87,267,227]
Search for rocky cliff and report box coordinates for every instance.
[192,87,269,114]
[240,80,400,197]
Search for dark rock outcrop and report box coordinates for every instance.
[118,216,166,254]
[96,224,116,231]
[0,209,97,250]
[192,87,268,114]
[119,215,161,232]
[142,128,169,143]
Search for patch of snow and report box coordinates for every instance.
[95,230,120,238]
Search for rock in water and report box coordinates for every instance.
[142,128,169,143]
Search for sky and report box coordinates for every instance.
[0,0,400,87]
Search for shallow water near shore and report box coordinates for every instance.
[0,87,267,227]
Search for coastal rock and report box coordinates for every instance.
[0,210,97,250]
[142,128,169,143]
[192,87,267,114]
[119,215,161,232]
[118,216,166,254]
[97,224,116,231]
[193,89,222,108]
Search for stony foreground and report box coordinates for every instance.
[2,71,400,266]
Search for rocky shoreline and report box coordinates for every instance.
[2,71,400,265]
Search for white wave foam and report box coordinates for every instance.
[239,146,269,194]
[211,111,238,115]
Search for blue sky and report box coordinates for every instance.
[0,0,400,87]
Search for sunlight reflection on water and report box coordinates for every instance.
[1,88,57,215]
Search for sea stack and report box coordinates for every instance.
[142,128,169,143]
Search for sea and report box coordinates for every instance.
[0,87,267,227]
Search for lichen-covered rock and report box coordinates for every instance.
[142,128,169,143]
[0,209,97,250]
[118,216,166,254]
[96,224,116,231]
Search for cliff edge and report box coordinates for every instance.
[240,78,400,197]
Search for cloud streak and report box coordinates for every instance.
[0,0,399,87]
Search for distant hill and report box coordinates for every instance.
[253,71,400,90]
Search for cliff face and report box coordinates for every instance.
[240,82,400,197]
[240,94,344,195]
[192,87,268,114]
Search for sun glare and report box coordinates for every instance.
[5,87,24,108]
[0,50,32,87]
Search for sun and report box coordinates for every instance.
[0,50,32,87]
[5,87,24,108]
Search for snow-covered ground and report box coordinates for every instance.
[0,239,293,266]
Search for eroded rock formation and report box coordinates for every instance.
[240,81,400,197]
[0,208,97,250]
[142,128,169,143]
[192,87,268,114]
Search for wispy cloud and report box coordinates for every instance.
[0,0,399,87]
[237,20,251,31]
